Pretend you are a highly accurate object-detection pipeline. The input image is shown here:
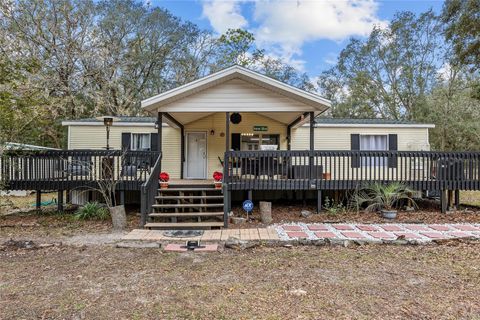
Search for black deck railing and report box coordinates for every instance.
[140,153,162,226]
[224,150,480,191]
[1,149,160,191]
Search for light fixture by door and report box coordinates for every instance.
[210,129,215,135]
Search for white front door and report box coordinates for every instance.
[186,132,207,179]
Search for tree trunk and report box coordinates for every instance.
[259,201,272,224]
[109,205,127,231]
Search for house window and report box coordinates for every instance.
[360,135,388,166]
[241,133,260,151]
[240,133,280,151]
[260,134,279,150]
[131,133,151,151]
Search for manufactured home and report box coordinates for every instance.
[2,66,479,229]
[63,117,434,181]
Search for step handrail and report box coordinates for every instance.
[140,153,162,226]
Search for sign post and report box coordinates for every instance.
[242,199,254,220]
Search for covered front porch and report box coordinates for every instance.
[142,66,330,182]
[155,110,319,181]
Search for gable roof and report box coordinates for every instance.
[141,65,331,113]
[61,116,159,127]
[65,116,156,123]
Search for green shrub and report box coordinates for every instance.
[74,202,109,220]
[323,197,346,215]
[353,182,417,212]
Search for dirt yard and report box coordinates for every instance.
[1,239,480,319]
[2,194,480,319]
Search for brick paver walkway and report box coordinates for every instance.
[122,223,480,244]
[277,223,480,242]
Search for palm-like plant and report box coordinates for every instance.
[353,182,417,212]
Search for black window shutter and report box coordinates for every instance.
[150,133,159,151]
[388,134,398,168]
[121,133,131,150]
[351,134,360,168]
[231,133,241,151]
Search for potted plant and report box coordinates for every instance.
[213,171,223,189]
[353,182,417,219]
[159,172,170,189]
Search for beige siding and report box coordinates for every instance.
[68,122,431,180]
[290,126,431,180]
[184,113,287,178]
[291,126,430,151]
[162,78,311,112]
[68,125,181,178]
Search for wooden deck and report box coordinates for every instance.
[1,149,159,191]
[224,150,480,191]
[3,149,480,224]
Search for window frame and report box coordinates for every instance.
[238,133,280,151]
[130,133,151,151]
[359,134,389,167]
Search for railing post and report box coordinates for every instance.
[140,186,147,227]
[223,183,229,228]
[223,151,229,228]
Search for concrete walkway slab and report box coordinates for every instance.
[122,227,279,242]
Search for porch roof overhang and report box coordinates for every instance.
[141,65,330,127]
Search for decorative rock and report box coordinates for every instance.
[288,289,307,296]
[224,237,258,250]
[228,211,234,217]
[230,217,247,225]
[260,201,273,224]
[116,241,161,249]
[300,210,312,218]
[405,206,415,212]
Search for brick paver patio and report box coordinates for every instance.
[276,223,480,242]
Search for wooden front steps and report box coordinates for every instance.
[145,184,225,230]
[148,212,223,217]
[152,203,223,209]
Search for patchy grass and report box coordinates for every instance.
[461,191,480,207]
[1,243,480,319]
[0,192,58,211]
